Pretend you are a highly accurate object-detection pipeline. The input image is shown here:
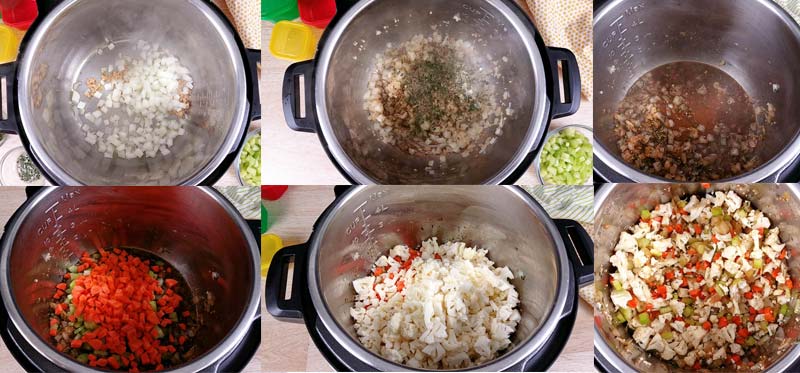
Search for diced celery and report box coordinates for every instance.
[641,209,651,220]
[754,259,764,269]
[711,207,723,217]
[683,305,694,317]
[661,331,673,341]
[638,312,651,325]
[660,306,672,314]
[637,237,651,249]
[612,280,623,291]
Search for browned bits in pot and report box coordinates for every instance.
[613,62,774,181]
[85,78,102,98]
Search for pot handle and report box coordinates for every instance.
[335,0,360,13]
[282,60,317,133]
[0,62,20,134]
[211,314,261,372]
[554,219,594,287]
[246,49,262,121]
[547,47,581,119]
[773,153,800,182]
[265,243,307,321]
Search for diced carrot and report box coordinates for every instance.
[56,283,67,290]
[434,253,442,260]
[373,267,384,276]
[702,321,711,330]
[738,328,749,337]
[164,279,178,288]
[701,183,711,189]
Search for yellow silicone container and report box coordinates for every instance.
[0,24,22,63]
[269,21,317,62]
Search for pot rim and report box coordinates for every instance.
[313,0,552,185]
[0,187,262,372]
[305,185,574,371]
[593,183,800,373]
[14,0,251,186]
[592,0,800,183]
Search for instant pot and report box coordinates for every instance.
[0,0,261,185]
[594,183,800,372]
[0,187,261,372]
[282,0,582,184]
[593,0,800,183]
[266,186,594,371]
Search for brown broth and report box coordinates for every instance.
[613,61,771,181]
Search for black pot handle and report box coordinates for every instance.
[282,60,317,133]
[246,49,261,121]
[774,152,800,182]
[212,314,261,372]
[554,219,594,287]
[265,243,307,321]
[0,63,20,134]
[547,47,581,119]
[334,0,360,13]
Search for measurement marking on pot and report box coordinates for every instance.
[346,190,389,245]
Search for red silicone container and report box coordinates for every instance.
[298,0,336,29]
[1,0,38,30]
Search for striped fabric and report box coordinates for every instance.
[776,0,800,24]
[214,186,261,220]
[522,185,594,224]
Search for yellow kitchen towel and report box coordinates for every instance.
[525,0,592,101]
[226,0,261,49]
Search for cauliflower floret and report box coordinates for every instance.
[633,326,655,349]
[610,289,632,309]
[725,191,742,212]
[616,232,638,253]
[682,325,708,349]
[661,343,676,360]
[712,346,726,361]
[647,333,666,353]
[672,339,688,356]
[632,250,648,268]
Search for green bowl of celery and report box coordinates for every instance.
[535,125,593,185]
[236,128,261,186]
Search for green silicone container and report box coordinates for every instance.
[263,0,299,22]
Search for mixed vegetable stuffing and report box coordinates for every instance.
[48,248,199,372]
[609,190,799,370]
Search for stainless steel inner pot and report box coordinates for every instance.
[15,0,249,185]
[594,183,800,372]
[593,0,800,182]
[300,0,550,184]
[276,186,582,370]
[0,187,260,372]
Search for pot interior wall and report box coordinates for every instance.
[19,0,246,185]
[594,0,800,178]
[313,186,560,366]
[322,0,541,184]
[5,187,255,366]
[594,184,800,372]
